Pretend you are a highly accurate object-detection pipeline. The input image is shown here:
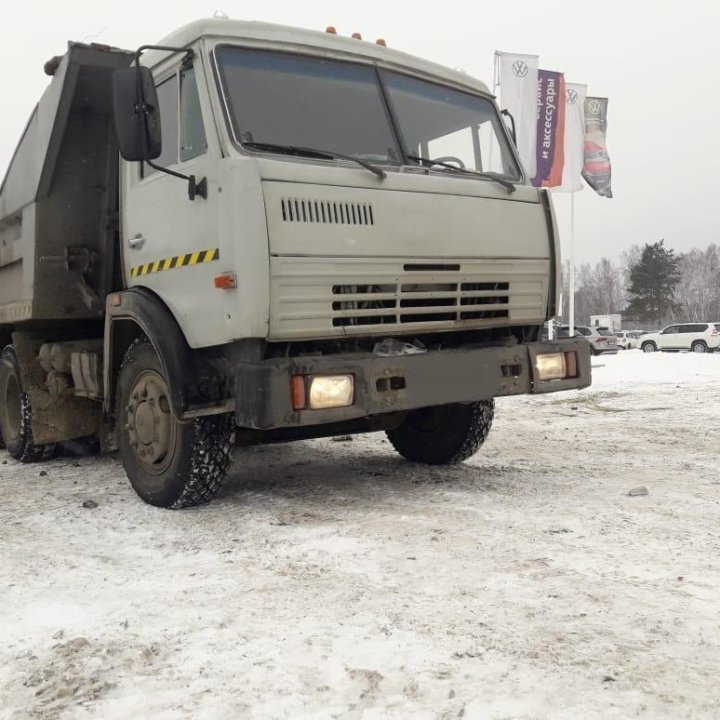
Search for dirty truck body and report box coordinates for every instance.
[0,19,591,507]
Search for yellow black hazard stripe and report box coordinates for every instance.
[130,248,220,278]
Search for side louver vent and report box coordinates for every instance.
[281,198,374,226]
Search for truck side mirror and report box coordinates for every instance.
[112,66,162,161]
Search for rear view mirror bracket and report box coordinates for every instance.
[501,109,517,146]
[113,44,207,201]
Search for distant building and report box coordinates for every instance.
[590,314,622,332]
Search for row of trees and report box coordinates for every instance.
[560,241,720,327]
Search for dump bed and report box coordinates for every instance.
[0,43,132,325]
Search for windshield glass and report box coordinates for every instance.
[214,47,519,177]
[215,47,400,163]
[381,71,520,179]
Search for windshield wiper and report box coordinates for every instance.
[406,154,516,194]
[242,141,387,180]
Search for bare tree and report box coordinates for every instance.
[560,257,625,325]
[673,245,720,321]
[559,242,719,328]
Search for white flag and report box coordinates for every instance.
[554,83,587,193]
[496,51,539,178]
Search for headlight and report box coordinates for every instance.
[308,375,354,409]
[535,353,566,381]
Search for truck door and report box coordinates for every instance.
[120,61,224,347]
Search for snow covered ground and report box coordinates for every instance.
[1,351,719,719]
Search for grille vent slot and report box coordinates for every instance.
[281,198,374,226]
[331,279,510,328]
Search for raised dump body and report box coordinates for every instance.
[0,43,132,325]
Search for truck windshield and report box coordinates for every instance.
[214,47,519,179]
[381,71,520,179]
[215,47,401,164]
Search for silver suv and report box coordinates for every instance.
[558,325,619,355]
[639,323,720,353]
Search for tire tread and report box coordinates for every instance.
[387,400,494,466]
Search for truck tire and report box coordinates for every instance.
[116,337,235,508]
[386,400,494,465]
[0,346,56,462]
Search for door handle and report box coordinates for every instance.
[128,234,146,250]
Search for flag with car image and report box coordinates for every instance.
[582,97,613,198]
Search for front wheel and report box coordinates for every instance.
[642,342,657,353]
[0,346,56,462]
[386,400,494,465]
[116,337,235,508]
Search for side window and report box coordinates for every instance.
[143,75,179,177]
[662,325,678,334]
[180,66,207,162]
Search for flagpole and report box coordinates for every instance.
[492,51,499,95]
[569,192,576,336]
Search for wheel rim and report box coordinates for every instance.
[693,343,706,353]
[124,370,176,474]
[643,344,654,353]
[2,372,21,442]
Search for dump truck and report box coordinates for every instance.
[0,19,591,507]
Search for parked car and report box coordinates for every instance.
[558,325,619,355]
[613,331,642,349]
[639,323,720,353]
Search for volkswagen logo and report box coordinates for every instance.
[512,60,529,78]
[566,88,578,105]
[588,99,601,115]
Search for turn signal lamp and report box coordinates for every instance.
[291,376,306,410]
[214,272,237,289]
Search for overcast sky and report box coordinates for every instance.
[2,0,718,265]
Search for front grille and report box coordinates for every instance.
[331,280,510,328]
[281,198,374,226]
[270,256,548,339]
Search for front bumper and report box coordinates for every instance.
[231,339,591,430]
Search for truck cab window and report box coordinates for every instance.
[143,75,179,177]
[382,70,520,179]
[180,67,207,162]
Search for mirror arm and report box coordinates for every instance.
[145,161,208,201]
[501,109,517,145]
[134,44,206,201]
[134,44,194,68]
